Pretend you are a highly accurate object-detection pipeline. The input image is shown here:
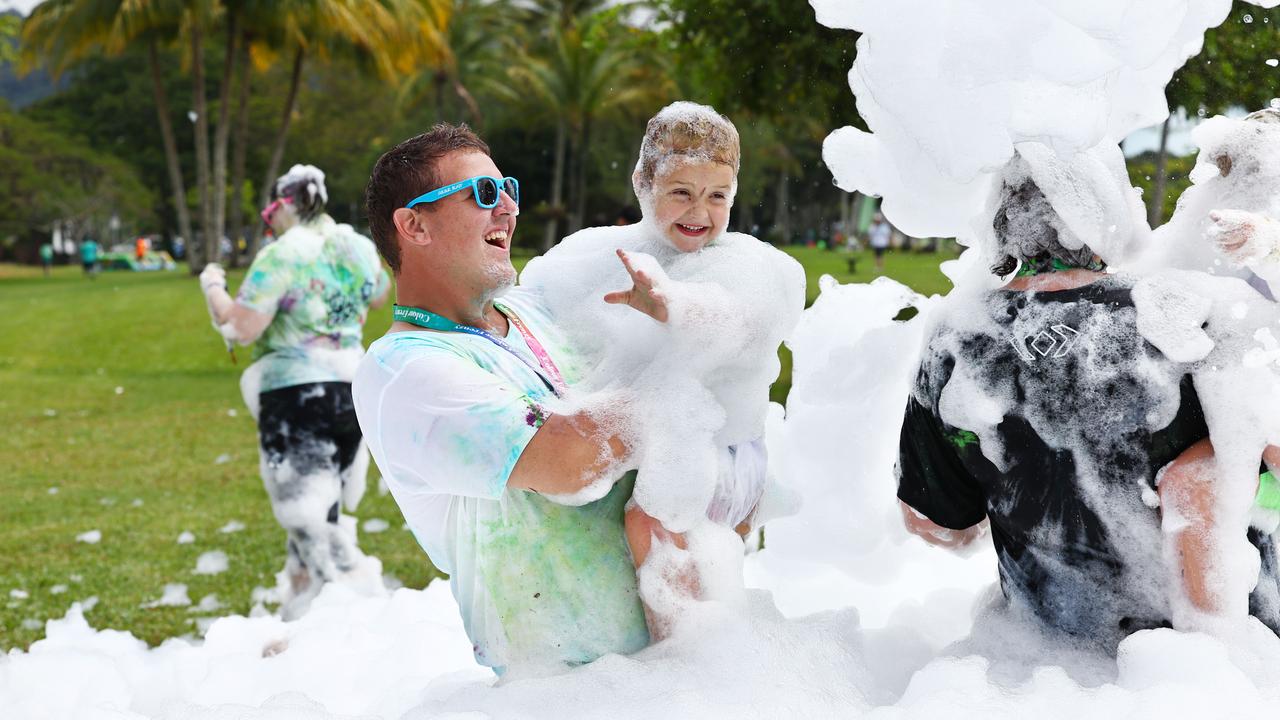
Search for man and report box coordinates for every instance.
[867,213,891,272]
[39,241,53,277]
[199,164,389,619]
[895,146,1280,648]
[353,125,650,674]
[80,237,99,277]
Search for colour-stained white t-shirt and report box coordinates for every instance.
[351,287,649,672]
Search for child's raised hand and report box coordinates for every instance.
[604,249,670,323]
[1209,210,1277,266]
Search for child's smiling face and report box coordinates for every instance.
[647,161,735,253]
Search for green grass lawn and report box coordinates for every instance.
[0,246,951,650]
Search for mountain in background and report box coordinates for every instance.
[1,8,62,108]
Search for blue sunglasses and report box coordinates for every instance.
[405,175,519,210]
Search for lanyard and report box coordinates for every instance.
[392,302,566,396]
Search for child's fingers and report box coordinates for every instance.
[616,248,637,275]
[603,291,630,305]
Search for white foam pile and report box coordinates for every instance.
[1138,110,1280,280]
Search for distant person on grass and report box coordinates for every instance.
[80,237,99,277]
[39,242,53,277]
[198,164,390,619]
[353,125,654,675]
[868,213,891,272]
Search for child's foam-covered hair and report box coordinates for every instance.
[633,102,741,195]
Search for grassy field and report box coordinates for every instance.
[0,246,952,650]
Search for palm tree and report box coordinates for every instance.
[503,11,672,249]
[23,0,438,269]
[394,0,509,127]
[242,0,433,258]
[21,0,197,264]
[0,15,20,65]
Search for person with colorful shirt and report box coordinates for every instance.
[353,125,652,674]
[39,242,53,277]
[199,164,390,619]
[80,237,99,277]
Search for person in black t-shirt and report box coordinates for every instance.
[896,155,1280,648]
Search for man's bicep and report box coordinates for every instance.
[896,396,987,530]
[377,354,546,500]
[507,412,619,497]
[225,303,273,345]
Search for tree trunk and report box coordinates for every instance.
[569,119,590,234]
[738,197,754,235]
[228,27,252,266]
[211,9,239,265]
[542,119,567,252]
[147,38,194,266]
[773,172,791,244]
[191,18,213,272]
[454,79,482,127]
[1149,115,1172,228]
[251,46,306,256]
[434,69,447,121]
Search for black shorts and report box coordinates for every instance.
[257,382,363,477]
[873,246,887,258]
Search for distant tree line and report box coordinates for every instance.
[4,0,1275,268]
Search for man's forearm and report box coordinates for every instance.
[1159,438,1222,614]
[206,286,236,326]
[508,411,629,496]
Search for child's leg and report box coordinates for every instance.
[625,505,699,642]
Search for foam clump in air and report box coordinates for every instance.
[812,0,1236,241]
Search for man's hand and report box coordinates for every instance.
[1209,210,1278,267]
[603,249,670,323]
[199,263,228,294]
[197,263,273,345]
[899,500,987,549]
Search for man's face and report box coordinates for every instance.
[414,151,518,297]
[647,161,735,253]
[266,199,300,236]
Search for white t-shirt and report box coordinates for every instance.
[351,288,649,672]
[869,221,893,249]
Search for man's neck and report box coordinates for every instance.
[393,284,508,335]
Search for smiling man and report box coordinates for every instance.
[352,124,650,674]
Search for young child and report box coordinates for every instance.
[520,102,806,639]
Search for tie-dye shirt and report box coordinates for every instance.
[236,215,390,392]
[351,287,649,672]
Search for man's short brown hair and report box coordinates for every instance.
[633,102,741,194]
[364,124,491,273]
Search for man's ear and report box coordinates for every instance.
[393,207,433,248]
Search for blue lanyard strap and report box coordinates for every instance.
[392,303,564,396]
